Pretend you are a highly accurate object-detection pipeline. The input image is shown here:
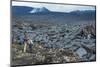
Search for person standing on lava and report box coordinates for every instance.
[23,32,33,53]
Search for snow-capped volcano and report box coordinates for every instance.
[30,7,50,13]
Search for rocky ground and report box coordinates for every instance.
[11,22,96,66]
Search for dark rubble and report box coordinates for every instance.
[12,22,96,65]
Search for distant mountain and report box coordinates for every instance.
[12,6,96,23]
[69,10,96,20]
[12,6,50,15]
[30,7,50,13]
[69,10,96,16]
[12,6,33,14]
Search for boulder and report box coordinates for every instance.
[75,47,87,58]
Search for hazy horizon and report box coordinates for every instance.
[12,1,95,13]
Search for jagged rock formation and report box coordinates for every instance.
[12,22,96,66]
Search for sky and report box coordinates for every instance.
[12,1,95,12]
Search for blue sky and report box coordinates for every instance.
[12,1,95,12]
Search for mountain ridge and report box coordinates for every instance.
[12,6,95,15]
[12,6,50,14]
